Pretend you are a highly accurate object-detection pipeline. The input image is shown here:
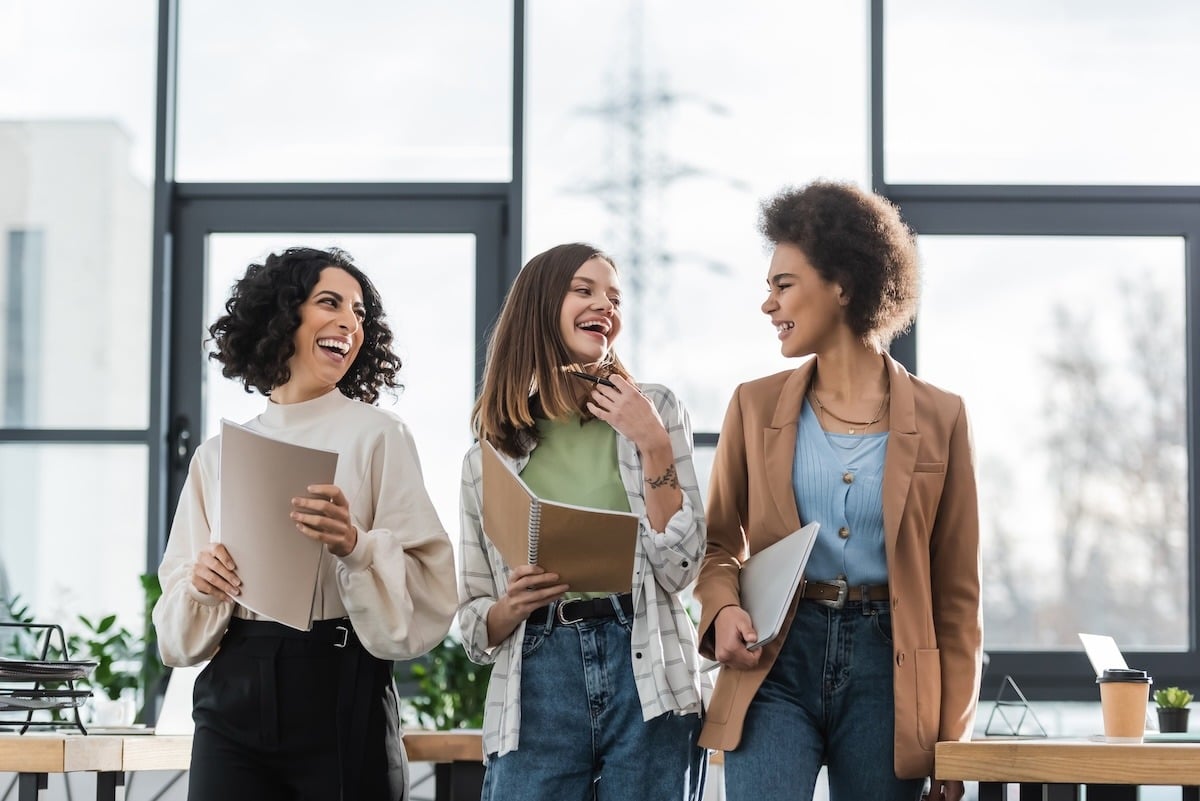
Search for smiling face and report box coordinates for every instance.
[761,242,847,358]
[559,256,622,366]
[277,266,366,402]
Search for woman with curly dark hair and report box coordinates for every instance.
[153,247,457,800]
[694,182,982,801]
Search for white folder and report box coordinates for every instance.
[740,522,821,651]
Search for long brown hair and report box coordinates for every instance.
[472,243,632,457]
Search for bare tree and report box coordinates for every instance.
[1033,279,1186,646]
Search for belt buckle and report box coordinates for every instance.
[334,625,349,648]
[813,579,849,609]
[556,600,584,625]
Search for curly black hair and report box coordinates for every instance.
[207,247,401,404]
[760,181,919,348]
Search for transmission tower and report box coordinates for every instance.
[568,1,747,368]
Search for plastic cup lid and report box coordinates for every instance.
[1097,668,1152,684]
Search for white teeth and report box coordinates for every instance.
[317,338,350,354]
[775,321,795,333]
[579,320,609,333]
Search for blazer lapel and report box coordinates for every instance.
[882,353,920,558]
[763,359,815,540]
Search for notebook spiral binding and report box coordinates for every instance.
[527,501,541,564]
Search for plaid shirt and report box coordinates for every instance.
[457,383,706,757]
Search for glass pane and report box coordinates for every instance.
[204,234,476,537]
[692,445,716,509]
[0,445,148,636]
[177,1,512,182]
[916,236,1186,650]
[885,0,1200,184]
[526,0,868,431]
[0,3,155,427]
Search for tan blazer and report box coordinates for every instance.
[695,353,982,779]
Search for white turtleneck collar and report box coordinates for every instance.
[257,388,349,431]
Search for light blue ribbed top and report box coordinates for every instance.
[793,398,889,585]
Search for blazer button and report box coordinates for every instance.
[842,472,854,484]
[896,652,905,666]
[838,526,850,539]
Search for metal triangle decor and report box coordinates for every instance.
[984,674,1048,737]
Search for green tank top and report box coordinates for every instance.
[521,414,631,599]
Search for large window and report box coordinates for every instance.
[884,0,1200,185]
[917,236,1187,650]
[176,0,513,182]
[526,0,869,432]
[0,2,155,633]
[882,0,1200,697]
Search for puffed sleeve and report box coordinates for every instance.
[456,444,504,664]
[636,386,706,593]
[334,422,457,661]
[152,444,235,667]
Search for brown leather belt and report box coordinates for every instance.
[799,579,889,608]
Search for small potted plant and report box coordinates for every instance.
[1154,686,1193,733]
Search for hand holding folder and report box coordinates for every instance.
[218,421,339,631]
[738,522,820,651]
[480,441,638,593]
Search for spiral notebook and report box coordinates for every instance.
[480,440,638,592]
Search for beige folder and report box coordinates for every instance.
[480,440,638,593]
[218,420,338,631]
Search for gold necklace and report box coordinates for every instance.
[809,388,890,435]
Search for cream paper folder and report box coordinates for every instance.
[218,420,338,631]
[480,440,638,593]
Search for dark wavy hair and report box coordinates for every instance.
[207,247,400,404]
[760,181,920,348]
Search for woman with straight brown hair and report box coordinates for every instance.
[458,242,707,801]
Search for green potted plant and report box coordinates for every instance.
[400,635,491,730]
[1154,686,1193,733]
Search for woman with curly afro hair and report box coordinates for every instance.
[694,182,982,801]
[153,247,457,801]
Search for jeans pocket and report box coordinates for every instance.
[521,629,547,658]
[871,612,894,645]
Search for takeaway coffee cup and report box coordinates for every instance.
[1097,668,1153,742]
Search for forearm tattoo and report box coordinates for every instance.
[645,464,679,490]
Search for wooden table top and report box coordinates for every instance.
[0,730,485,773]
[0,733,123,773]
[936,738,1200,785]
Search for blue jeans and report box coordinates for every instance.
[482,599,706,801]
[724,600,925,801]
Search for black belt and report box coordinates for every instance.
[799,579,889,609]
[528,593,634,626]
[227,616,356,648]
